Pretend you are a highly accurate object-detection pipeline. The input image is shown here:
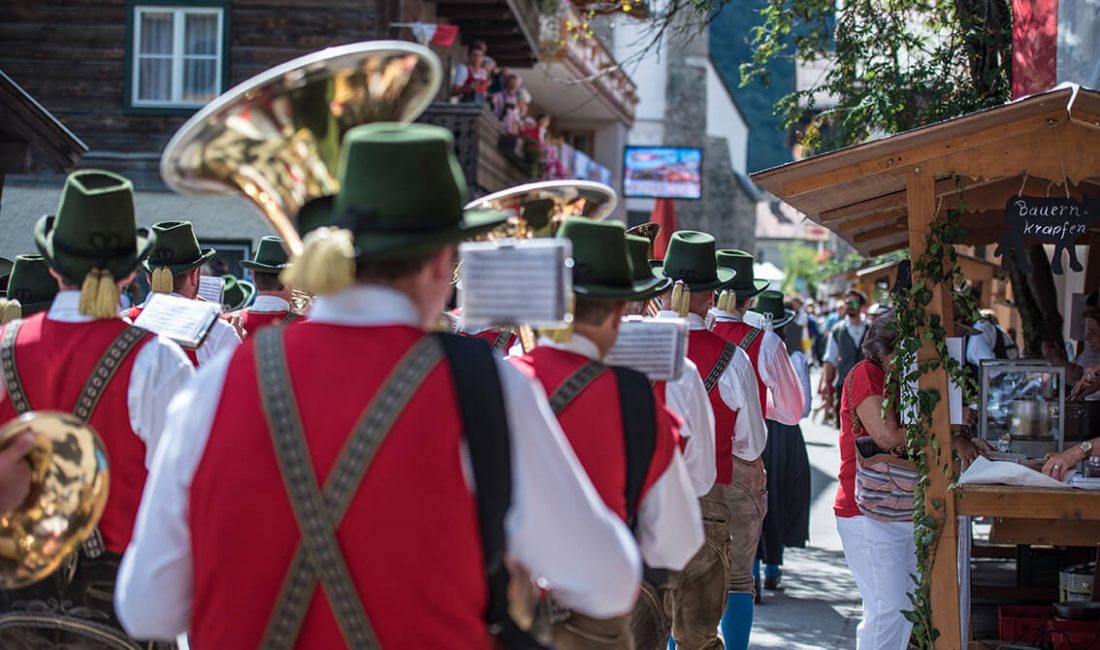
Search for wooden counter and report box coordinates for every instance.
[956,485,1100,546]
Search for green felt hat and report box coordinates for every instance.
[34,169,155,283]
[716,249,769,298]
[751,289,795,329]
[625,234,672,298]
[651,231,736,291]
[6,254,58,316]
[141,221,215,274]
[559,218,666,300]
[221,274,255,312]
[295,122,508,260]
[240,236,290,272]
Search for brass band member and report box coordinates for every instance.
[0,254,60,323]
[237,235,302,336]
[653,232,764,650]
[0,170,193,639]
[128,220,241,365]
[116,124,642,649]
[510,218,702,650]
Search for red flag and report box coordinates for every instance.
[1011,0,1058,98]
[431,24,460,48]
[650,198,677,260]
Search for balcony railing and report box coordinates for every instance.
[418,102,532,196]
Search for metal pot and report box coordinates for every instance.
[1010,400,1055,440]
[1054,601,1100,621]
[1065,400,1100,442]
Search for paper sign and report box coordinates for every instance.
[133,294,221,350]
[458,239,572,329]
[197,275,225,307]
[604,317,688,381]
[946,337,964,425]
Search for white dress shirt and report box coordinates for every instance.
[712,309,805,427]
[46,291,194,467]
[665,357,717,497]
[247,294,291,313]
[137,292,241,366]
[964,324,997,367]
[790,350,812,420]
[117,285,641,640]
[536,334,704,571]
[673,311,768,462]
[823,317,869,367]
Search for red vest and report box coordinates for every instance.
[687,329,738,485]
[127,306,199,366]
[237,309,296,338]
[189,323,488,650]
[712,320,767,413]
[510,346,677,521]
[0,314,153,554]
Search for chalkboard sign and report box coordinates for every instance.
[993,195,1097,275]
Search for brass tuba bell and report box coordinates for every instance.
[465,180,619,240]
[0,412,109,589]
[160,41,443,257]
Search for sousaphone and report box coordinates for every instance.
[160,41,443,257]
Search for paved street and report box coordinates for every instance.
[751,404,862,649]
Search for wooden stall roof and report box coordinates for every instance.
[0,68,87,174]
[854,253,998,279]
[751,85,1100,257]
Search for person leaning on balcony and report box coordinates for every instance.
[451,40,491,104]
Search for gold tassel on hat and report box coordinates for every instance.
[671,280,691,317]
[79,269,121,319]
[150,266,175,294]
[0,299,21,325]
[538,294,575,344]
[717,289,736,313]
[281,227,355,296]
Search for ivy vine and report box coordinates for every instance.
[884,177,978,649]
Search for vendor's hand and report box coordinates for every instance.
[0,432,35,515]
[1042,447,1083,481]
[954,436,987,468]
[961,407,978,427]
[1070,368,1100,401]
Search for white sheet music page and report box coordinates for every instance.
[133,294,220,350]
[197,275,225,307]
[605,317,688,381]
[459,238,572,328]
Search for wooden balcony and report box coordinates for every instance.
[433,0,540,68]
[417,102,532,196]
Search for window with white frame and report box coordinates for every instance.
[131,5,224,108]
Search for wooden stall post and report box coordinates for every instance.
[906,172,963,649]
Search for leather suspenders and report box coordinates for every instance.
[703,343,736,394]
[255,327,444,650]
[548,361,608,415]
[736,326,761,354]
[491,329,513,354]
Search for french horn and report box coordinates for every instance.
[160,41,443,256]
[0,412,109,589]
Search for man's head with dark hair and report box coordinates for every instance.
[845,289,867,320]
[572,296,627,357]
[469,40,487,54]
[252,271,284,293]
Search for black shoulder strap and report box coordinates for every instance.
[433,333,546,650]
[1,320,30,414]
[737,326,762,352]
[281,311,300,325]
[703,343,736,394]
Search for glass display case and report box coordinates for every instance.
[978,360,1066,458]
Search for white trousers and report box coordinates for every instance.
[836,515,917,650]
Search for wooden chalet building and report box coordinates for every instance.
[0,0,537,265]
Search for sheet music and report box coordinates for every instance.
[605,317,688,381]
[459,239,571,328]
[133,294,220,350]
[197,275,225,307]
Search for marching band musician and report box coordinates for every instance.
[652,232,766,650]
[510,218,703,650]
[623,233,717,499]
[0,170,194,638]
[235,235,302,336]
[116,123,642,649]
[0,254,60,323]
[128,220,242,365]
[708,249,804,650]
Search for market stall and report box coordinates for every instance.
[855,254,1002,309]
[751,85,1100,649]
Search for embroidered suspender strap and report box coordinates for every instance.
[0,320,30,415]
[281,311,299,325]
[255,328,444,650]
[736,326,762,353]
[548,361,609,415]
[491,329,512,353]
[73,326,150,422]
[703,343,736,394]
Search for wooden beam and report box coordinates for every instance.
[436,5,513,19]
[988,518,1100,547]
[836,209,906,233]
[852,221,907,243]
[908,172,962,650]
[0,141,30,174]
[822,178,960,223]
[869,241,908,257]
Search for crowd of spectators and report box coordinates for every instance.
[450,40,567,179]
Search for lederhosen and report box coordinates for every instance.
[544,362,657,650]
[254,328,544,650]
[0,320,166,650]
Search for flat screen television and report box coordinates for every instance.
[623,146,703,200]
